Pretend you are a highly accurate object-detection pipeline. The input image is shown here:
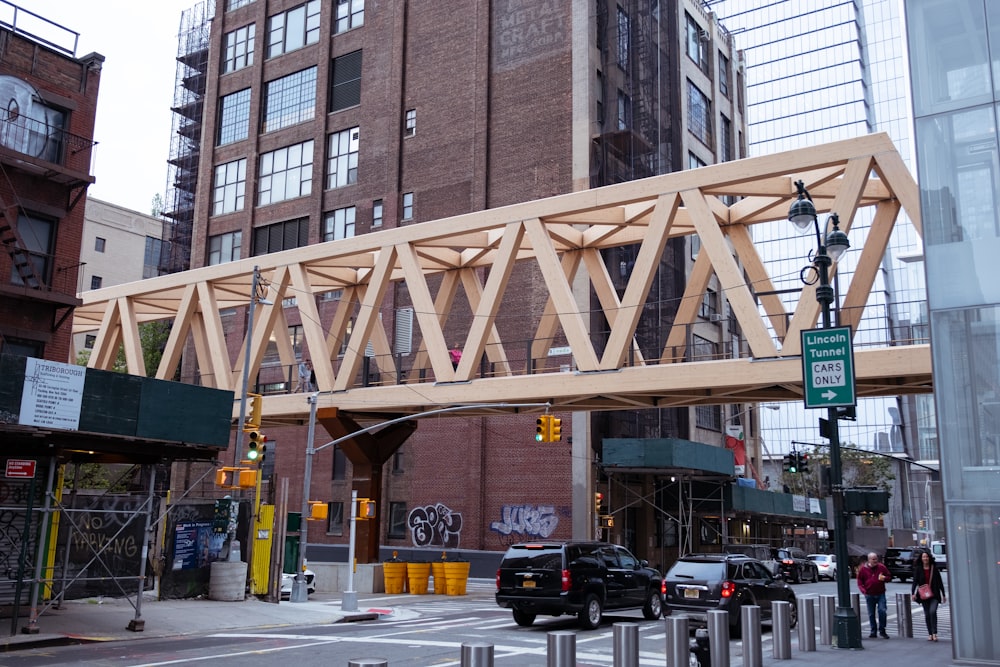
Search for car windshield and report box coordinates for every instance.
[668,560,725,579]
[501,546,563,569]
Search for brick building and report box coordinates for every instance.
[0,7,101,365]
[172,0,762,566]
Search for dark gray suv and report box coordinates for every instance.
[664,553,797,635]
[495,541,664,629]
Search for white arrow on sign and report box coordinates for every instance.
[822,390,837,400]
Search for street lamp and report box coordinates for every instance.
[788,180,862,649]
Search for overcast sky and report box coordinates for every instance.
[13,0,196,214]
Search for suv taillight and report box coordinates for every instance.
[562,569,571,592]
[721,581,736,598]
[496,568,501,590]
[782,559,794,565]
[661,579,667,595]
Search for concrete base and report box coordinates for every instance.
[341,590,358,611]
[126,618,145,632]
[311,563,384,594]
[289,578,309,602]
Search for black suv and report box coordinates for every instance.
[775,547,819,583]
[664,554,797,635]
[495,541,664,629]
[883,547,919,582]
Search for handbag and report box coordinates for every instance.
[918,583,934,600]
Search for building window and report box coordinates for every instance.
[332,446,347,480]
[402,192,413,221]
[2,337,43,358]
[719,52,730,98]
[218,88,251,145]
[617,90,631,130]
[264,323,303,363]
[94,237,105,252]
[262,67,317,133]
[688,152,706,170]
[387,502,407,539]
[143,236,163,278]
[687,80,712,147]
[223,24,255,73]
[225,0,253,10]
[323,206,356,241]
[325,127,359,189]
[695,404,722,431]
[84,334,96,349]
[404,108,416,137]
[596,70,604,126]
[331,50,362,112]
[685,13,709,74]
[208,230,242,265]
[392,447,404,473]
[11,213,54,285]
[212,158,247,215]
[700,288,718,319]
[372,199,383,227]
[617,6,629,71]
[335,0,364,33]
[266,1,320,59]
[90,275,102,290]
[258,140,314,206]
[327,501,344,535]
[692,334,718,362]
[720,115,732,162]
[253,217,309,255]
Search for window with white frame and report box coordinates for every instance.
[372,199,383,227]
[322,206,356,241]
[266,1,320,59]
[330,50,362,112]
[218,88,251,145]
[212,158,247,215]
[258,140,314,206]
[335,0,364,33]
[326,127,359,189]
[223,24,255,73]
[208,230,242,265]
[253,217,309,255]
[685,12,708,74]
[262,67,317,133]
[688,152,706,170]
[402,192,413,220]
[696,404,722,431]
[404,108,416,137]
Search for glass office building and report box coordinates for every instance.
[907,0,1000,661]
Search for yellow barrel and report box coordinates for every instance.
[444,561,470,596]
[407,562,431,594]
[382,561,407,594]
[431,561,448,594]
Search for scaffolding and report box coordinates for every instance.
[160,0,213,275]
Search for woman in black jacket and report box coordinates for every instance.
[911,550,946,641]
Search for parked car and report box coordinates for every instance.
[775,547,819,583]
[930,540,947,570]
[663,553,797,636]
[721,544,780,576]
[883,547,919,582]
[280,568,316,598]
[807,554,837,580]
[495,541,664,630]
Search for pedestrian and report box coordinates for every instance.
[308,359,316,391]
[449,343,462,370]
[911,549,946,642]
[297,358,310,392]
[857,551,892,639]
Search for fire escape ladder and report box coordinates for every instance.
[0,198,43,289]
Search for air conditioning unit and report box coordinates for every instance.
[699,28,711,42]
[709,314,725,322]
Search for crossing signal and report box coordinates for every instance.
[247,430,266,461]
[549,417,562,442]
[358,498,376,519]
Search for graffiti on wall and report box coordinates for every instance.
[407,503,462,548]
[490,504,560,541]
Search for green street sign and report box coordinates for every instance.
[801,326,856,408]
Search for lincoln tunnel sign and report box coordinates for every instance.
[801,326,856,409]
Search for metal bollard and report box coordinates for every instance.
[461,643,494,667]
[851,592,861,622]
[612,622,639,667]
[665,615,690,667]
[348,661,388,667]
[741,606,763,667]
[895,593,913,638]
[797,597,816,652]
[819,595,835,646]
[707,610,730,667]
[547,630,576,667]
[772,600,792,660]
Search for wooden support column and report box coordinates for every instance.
[317,413,417,563]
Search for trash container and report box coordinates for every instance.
[431,561,448,595]
[407,562,431,594]
[383,558,407,594]
[444,561,470,596]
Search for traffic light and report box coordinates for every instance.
[535,415,550,442]
[594,491,605,513]
[246,430,266,461]
[308,500,328,521]
[549,417,562,442]
[244,393,262,430]
[798,453,810,474]
[783,453,797,473]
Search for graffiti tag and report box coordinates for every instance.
[407,503,462,548]
[490,504,559,538]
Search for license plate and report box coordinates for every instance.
[684,588,700,599]
[521,580,536,588]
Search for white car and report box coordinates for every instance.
[808,554,836,580]
[280,569,316,598]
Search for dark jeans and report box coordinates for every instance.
[865,593,887,633]
[920,598,940,635]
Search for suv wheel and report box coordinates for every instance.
[788,598,798,629]
[512,608,536,627]
[642,590,662,620]
[579,594,603,630]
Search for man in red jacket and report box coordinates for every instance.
[857,552,892,638]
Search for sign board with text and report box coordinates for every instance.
[801,326,856,408]
[5,459,36,478]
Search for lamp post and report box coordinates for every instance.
[788,180,862,649]
[235,265,272,467]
